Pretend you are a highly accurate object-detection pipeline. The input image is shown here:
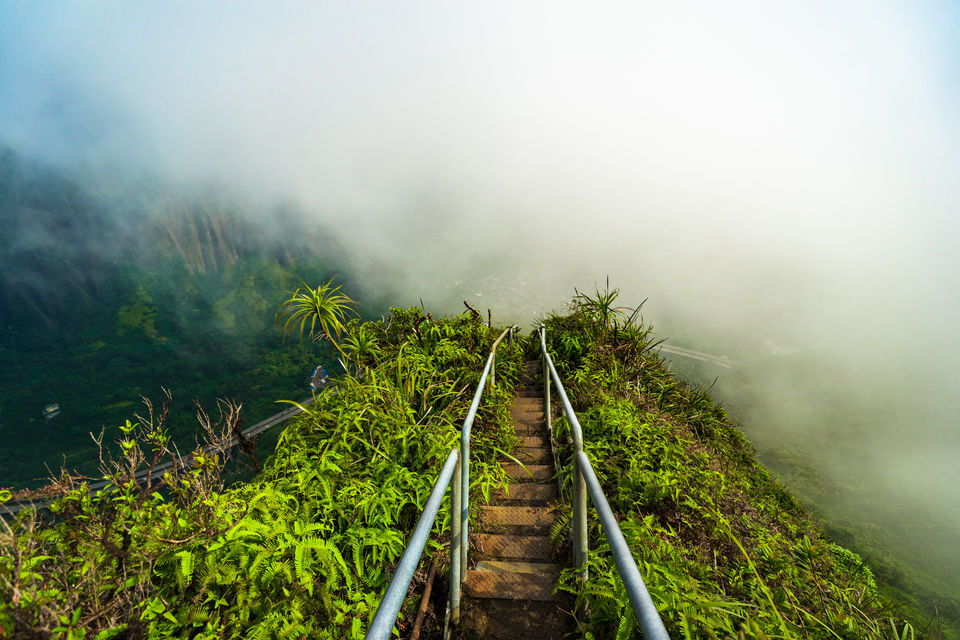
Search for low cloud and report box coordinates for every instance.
[2,0,959,585]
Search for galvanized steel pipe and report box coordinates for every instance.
[576,450,671,640]
[459,351,495,579]
[366,448,460,640]
[540,328,588,579]
[449,456,462,625]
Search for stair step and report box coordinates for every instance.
[513,395,543,405]
[475,534,554,560]
[510,406,545,416]
[480,505,554,527]
[519,435,550,447]
[504,464,552,482]
[512,447,552,464]
[493,483,557,502]
[461,598,571,640]
[475,560,562,574]
[464,570,559,601]
[513,422,549,438]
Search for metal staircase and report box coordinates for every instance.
[365,326,670,640]
[459,360,572,638]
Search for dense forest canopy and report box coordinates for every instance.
[0,146,361,487]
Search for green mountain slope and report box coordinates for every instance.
[0,146,360,488]
[541,290,957,639]
[1,289,952,639]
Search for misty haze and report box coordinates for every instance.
[1,2,958,638]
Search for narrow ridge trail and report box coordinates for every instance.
[459,360,574,638]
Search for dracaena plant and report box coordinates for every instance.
[275,278,357,360]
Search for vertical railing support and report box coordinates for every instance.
[541,326,587,582]
[488,325,516,391]
[449,455,462,626]
[366,450,460,640]
[542,326,551,437]
[459,431,470,581]
[573,454,589,582]
[459,349,496,581]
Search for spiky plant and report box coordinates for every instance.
[573,276,629,336]
[342,322,382,372]
[275,278,356,359]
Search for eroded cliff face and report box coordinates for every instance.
[0,145,354,489]
[0,145,345,335]
[0,146,127,330]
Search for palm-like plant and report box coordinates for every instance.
[573,276,628,334]
[342,322,382,372]
[275,279,356,359]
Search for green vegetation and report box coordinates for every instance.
[1,303,523,638]
[275,279,359,360]
[2,278,951,639]
[540,287,947,639]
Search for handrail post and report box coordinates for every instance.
[450,455,462,626]
[542,327,551,438]
[577,451,671,640]
[573,455,589,582]
[460,429,470,581]
[541,327,587,581]
[366,450,460,640]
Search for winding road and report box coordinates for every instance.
[3,396,317,516]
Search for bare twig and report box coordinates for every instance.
[410,559,438,640]
[462,300,481,319]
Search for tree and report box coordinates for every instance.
[274,279,356,360]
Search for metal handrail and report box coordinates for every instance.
[540,326,671,640]
[455,325,516,619]
[366,449,460,640]
[366,324,517,637]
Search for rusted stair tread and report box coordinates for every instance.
[512,447,552,464]
[475,534,554,560]
[510,406,544,414]
[503,464,552,482]
[464,570,560,601]
[518,435,550,447]
[511,430,548,440]
[511,428,547,438]
[480,505,554,527]
[475,560,562,574]
[459,365,570,638]
[461,598,571,640]
[493,483,557,502]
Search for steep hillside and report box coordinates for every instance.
[0,146,356,488]
[1,288,948,639]
[1,307,523,639]
[540,290,956,639]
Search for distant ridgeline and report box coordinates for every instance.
[1,298,954,639]
[0,144,360,488]
[0,144,348,331]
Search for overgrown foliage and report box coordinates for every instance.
[1,304,522,639]
[541,286,927,640]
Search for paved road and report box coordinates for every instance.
[4,344,732,514]
[657,344,740,368]
[3,396,317,515]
